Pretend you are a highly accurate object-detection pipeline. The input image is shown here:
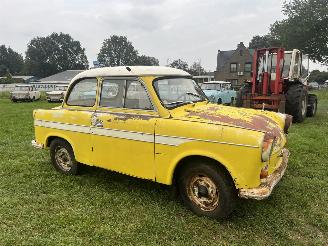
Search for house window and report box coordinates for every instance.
[244,63,252,72]
[230,63,237,73]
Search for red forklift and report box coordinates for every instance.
[236,48,317,122]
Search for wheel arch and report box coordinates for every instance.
[45,134,75,153]
[171,154,236,190]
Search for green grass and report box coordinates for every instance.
[0,91,327,245]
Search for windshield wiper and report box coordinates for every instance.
[186,92,202,98]
[165,100,193,107]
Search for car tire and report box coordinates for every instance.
[50,138,79,175]
[178,160,237,219]
[306,94,317,117]
[217,98,222,104]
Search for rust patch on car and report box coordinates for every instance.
[186,107,281,138]
[108,112,155,122]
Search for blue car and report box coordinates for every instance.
[201,81,236,105]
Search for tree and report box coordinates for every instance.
[248,35,282,49]
[97,35,139,66]
[25,32,89,78]
[250,0,328,64]
[0,45,24,76]
[187,62,206,76]
[309,69,328,83]
[169,59,189,72]
[135,55,159,66]
[270,0,328,64]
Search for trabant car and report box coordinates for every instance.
[46,85,69,102]
[32,66,291,218]
[201,81,236,105]
[10,84,41,102]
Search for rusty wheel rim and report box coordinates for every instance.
[55,146,72,171]
[187,174,219,212]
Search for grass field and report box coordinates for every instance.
[0,91,327,245]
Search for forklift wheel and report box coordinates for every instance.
[285,84,307,123]
[307,94,317,117]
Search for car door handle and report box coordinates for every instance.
[92,117,103,127]
[95,121,103,127]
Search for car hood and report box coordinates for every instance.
[170,103,285,139]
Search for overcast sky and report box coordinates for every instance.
[1,0,326,71]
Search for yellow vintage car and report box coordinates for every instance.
[32,66,291,218]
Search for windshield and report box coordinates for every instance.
[282,53,292,78]
[222,83,231,90]
[154,77,207,108]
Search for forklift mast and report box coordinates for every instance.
[251,48,285,96]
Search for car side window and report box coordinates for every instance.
[125,81,153,110]
[100,80,125,108]
[66,78,97,107]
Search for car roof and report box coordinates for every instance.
[202,81,231,84]
[15,84,32,87]
[72,66,190,82]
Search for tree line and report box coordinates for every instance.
[0,33,206,80]
[248,0,328,65]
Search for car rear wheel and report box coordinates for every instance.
[178,161,236,219]
[50,138,79,175]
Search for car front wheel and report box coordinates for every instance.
[50,138,79,175]
[178,161,236,219]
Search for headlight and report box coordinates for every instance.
[277,113,293,134]
[284,115,293,134]
[261,134,276,162]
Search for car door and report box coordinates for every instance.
[91,78,158,180]
[56,77,99,165]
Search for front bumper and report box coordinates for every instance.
[238,148,290,200]
[11,96,29,100]
[31,140,43,149]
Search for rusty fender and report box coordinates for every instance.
[238,148,290,200]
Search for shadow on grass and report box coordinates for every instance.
[44,161,273,222]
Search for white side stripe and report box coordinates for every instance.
[34,120,90,134]
[91,127,154,143]
[34,120,258,148]
[155,135,191,146]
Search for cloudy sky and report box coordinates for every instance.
[1,0,326,71]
